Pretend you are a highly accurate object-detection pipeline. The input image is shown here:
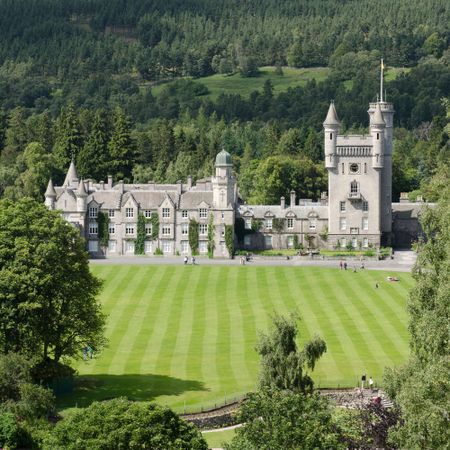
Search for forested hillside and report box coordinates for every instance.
[0,0,449,203]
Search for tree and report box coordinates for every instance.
[383,181,450,449]
[45,398,208,450]
[256,313,326,393]
[108,107,134,181]
[135,213,146,255]
[77,110,110,181]
[0,198,105,362]
[226,389,344,450]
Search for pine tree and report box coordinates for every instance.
[108,107,134,182]
[77,110,110,181]
[53,103,82,172]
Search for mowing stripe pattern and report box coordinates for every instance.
[65,265,412,412]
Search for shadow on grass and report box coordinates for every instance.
[56,374,208,409]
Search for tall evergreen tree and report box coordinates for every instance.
[108,107,134,181]
[77,110,110,181]
[53,103,82,172]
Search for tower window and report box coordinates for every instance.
[377,133,380,140]
[341,163,344,174]
[364,163,367,174]
[350,181,359,197]
[329,133,332,140]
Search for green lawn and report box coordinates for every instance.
[150,66,330,100]
[58,265,412,413]
[203,428,236,448]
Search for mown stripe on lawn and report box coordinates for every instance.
[331,272,400,367]
[112,267,163,374]
[201,267,221,389]
[290,268,345,382]
[138,266,176,374]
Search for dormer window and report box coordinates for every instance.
[162,208,170,218]
[125,207,134,218]
[89,207,98,218]
[199,208,208,219]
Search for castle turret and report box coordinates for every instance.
[44,179,56,210]
[63,160,79,188]
[370,102,386,170]
[76,178,88,212]
[323,102,340,169]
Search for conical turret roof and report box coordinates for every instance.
[323,102,340,127]
[44,179,56,197]
[372,102,386,127]
[63,160,79,187]
[76,178,87,197]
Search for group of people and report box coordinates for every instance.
[339,259,365,271]
[183,256,196,265]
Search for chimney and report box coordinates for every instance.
[118,180,124,194]
[290,190,296,207]
[107,175,113,189]
[281,196,285,209]
[99,181,105,190]
[187,175,192,189]
[399,192,409,203]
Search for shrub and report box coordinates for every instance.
[154,247,163,255]
[44,398,208,450]
[0,412,21,449]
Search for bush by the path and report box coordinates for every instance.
[45,398,208,450]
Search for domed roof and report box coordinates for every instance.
[215,149,232,167]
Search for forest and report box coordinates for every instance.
[0,0,449,203]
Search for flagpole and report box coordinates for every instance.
[380,59,384,103]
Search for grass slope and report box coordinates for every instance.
[151,66,330,100]
[58,265,412,413]
[203,429,236,448]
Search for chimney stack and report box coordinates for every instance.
[107,175,113,189]
[281,196,285,209]
[290,190,296,207]
[187,175,192,189]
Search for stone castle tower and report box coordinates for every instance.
[323,61,394,248]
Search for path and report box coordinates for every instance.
[90,250,416,272]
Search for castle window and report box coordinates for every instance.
[363,237,369,248]
[199,224,208,236]
[377,133,380,140]
[108,209,115,218]
[125,241,135,253]
[342,163,345,174]
[125,207,134,218]
[362,201,369,212]
[145,224,152,235]
[89,223,98,235]
[362,217,369,230]
[125,225,135,235]
[199,241,208,253]
[287,218,294,229]
[265,235,272,248]
[329,133,332,140]
[181,241,189,254]
[352,237,358,248]
[181,224,188,235]
[244,235,251,247]
[162,241,172,253]
[364,163,367,173]
[145,241,152,253]
[350,227,359,234]
[108,225,115,235]
[340,218,346,231]
[350,181,359,196]
[89,207,98,218]
[181,210,188,219]
[162,226,171,236]
[245,218,252,229]
[199,208,208,219]
[108,240,116,252]
[144,210,152,218]
[349,163,359,174]
[340,201,346,213]
[88,240,98,252]
[308,219,316,230]
[266,219,273,229]
[162,208,170,218]
[287,236,294,248]
[221,212,225,220]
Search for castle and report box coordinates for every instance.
[44,74,423,256]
